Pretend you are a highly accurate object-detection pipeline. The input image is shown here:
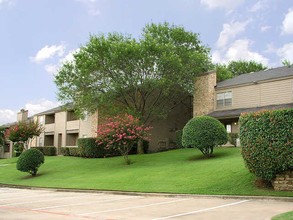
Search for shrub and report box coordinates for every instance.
[175,130,183,148]
[78,138,101,158]
[16,148,45,176]
[182,116,227,158]
[240,109,293,183]
[32,146,56,156]
[60,147,80,157]
[228,133,239,147]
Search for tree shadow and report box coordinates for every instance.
[20,172,46,180]
[187,149,231,161]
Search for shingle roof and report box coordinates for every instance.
[208,103,293,119]
[0,116,34,128]
[216,66,293,89]
[35,103,74,116]
[35,106,64,116]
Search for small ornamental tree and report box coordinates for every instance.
[5,121,44,151]
[97,114,151,164]
[182,116,227,158]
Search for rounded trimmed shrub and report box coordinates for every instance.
[16,148,45,176]
[182,116,227,158]
[240,109,293,183]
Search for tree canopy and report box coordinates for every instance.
[55,22,212,125]
[216,60,267,82]
[5,121,43,151]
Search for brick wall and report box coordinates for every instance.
[193,71,217,117]
[272,171,293,191]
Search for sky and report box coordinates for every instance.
[0,0,292,125]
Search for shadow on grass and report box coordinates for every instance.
[20,172,47,180]
[187,149,232,162]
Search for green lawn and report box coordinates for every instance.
[272,211,293,220]
[0,148,293,197]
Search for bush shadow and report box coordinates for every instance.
[187,148,232,161]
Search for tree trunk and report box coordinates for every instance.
[137,139,144,154]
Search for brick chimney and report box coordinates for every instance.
[17,109,28,122]
[193,70,217,117]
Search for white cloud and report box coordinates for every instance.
[60,48,80,65]
[212,39,269,65]
[249,0,268,13]
[200,0,244,10]
[0,109,16,125]
[277,43,293,62]
[44,48,80,75]
[44,64,58,75]
[30,44,66,63]
[0,100,60,125]
[217,20,251,48]
[260,25,271,32]
[282,8,293,35]
[226,39,269,65]
[0,0,14,8]
[24,99,60,116]
[211,51,224,64]
[76,0,100,16]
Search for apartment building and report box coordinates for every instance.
[31,99,191,153]
[1,96,191,158]
[194,66,293,133]
[31,107,98,154]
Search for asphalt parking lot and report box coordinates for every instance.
[0,187,292,220]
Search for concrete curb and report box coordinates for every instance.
[1,184,293,202]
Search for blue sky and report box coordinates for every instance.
[0,0,292,124]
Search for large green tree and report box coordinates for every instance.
[55,23,212,153]
[216,60,267,82]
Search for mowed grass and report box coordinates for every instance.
[272,211,293,220]
[0,148,293,197]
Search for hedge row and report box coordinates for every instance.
[32,146,57,156]
[240,109,293,182]
[60,147,80,157]
[61,138,149,158]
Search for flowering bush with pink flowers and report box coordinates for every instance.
[97,114,151,164]
[5,121,44,151]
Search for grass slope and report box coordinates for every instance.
[272,211,293,220]
[0,148,293,196]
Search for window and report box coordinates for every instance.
[66,133,79,146]
[44,134,54,146]
[217,91,232,108]
[45,114,55,124]
[67,111,78,121]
